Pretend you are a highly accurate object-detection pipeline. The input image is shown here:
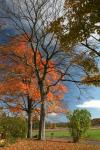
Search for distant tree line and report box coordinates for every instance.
[91,118,100,126]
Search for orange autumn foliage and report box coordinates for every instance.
[0,34,68,113]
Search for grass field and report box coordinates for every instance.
[85,129,100,141]
[33,128,100,141]
[33,129,69,138]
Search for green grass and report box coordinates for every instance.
[33,128,100,141]
[33,129,70,138]
[85,129,100,141]
[45,130,70,138]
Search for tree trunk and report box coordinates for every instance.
[38,101,46,140]
[27,97,33,138]
[27,111,33,138]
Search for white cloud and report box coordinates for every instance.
[77,100,100,109]
[47,112,57,117]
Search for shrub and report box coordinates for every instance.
[67,109,91,143]
[0,115,27,139]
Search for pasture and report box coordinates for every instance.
[33,128,100,141]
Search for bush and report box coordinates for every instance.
[0,115,27,139]
[67,109,91,143]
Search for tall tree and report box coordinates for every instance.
[0,34,67,138]
[0,0,69,140]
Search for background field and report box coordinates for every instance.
[33,128,100,141]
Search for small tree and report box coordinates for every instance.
[67,109,91,143]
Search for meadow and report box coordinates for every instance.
[33,128,100,141]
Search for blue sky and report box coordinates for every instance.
[47,85,100,122]
[76,87,100,119]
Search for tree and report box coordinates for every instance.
[48,0,100,86]
[52,0,100,55]
[67,109,91,143]
[92,118,100,126]
[81,74,100,86]
[0,0,71,140]
[64,0,100,63]
[0,34,67,139]
[0,0,99,140]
